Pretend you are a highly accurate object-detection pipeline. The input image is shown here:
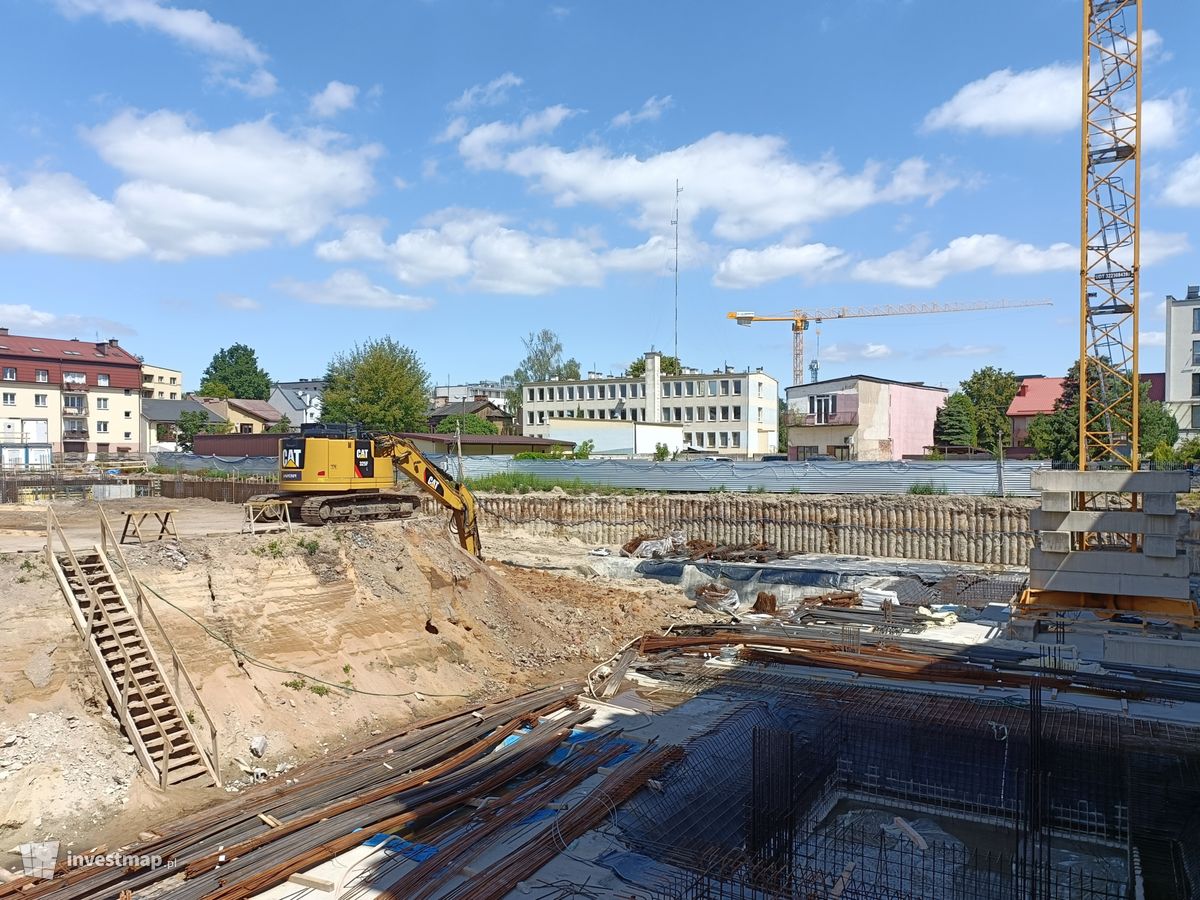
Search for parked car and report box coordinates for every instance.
[760,454,789,462]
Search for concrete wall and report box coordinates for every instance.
[544,420,684,456]
[436,493,1039,567]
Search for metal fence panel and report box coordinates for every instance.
[427,456,1047,496]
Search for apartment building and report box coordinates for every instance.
[141,363,183,400]
[785,375,947,461]
[521,352,779,457]
[432,381,510,412]
[0,329,143,454]
[1165,285,1200,438]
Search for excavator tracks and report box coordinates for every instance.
[248,493,416,525]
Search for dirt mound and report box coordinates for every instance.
[0,512,698,854]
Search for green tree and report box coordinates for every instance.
[1027,359,1177,463]
[653,442,670,462]
[199,380,233,400]
[435,414,498,435]
[627,355,682,377]
[265,415,292,434]
[959,367,1019,454]
[573,439,594,459]
[176,410,210,453]
[932,393,978,448]
[504,330,581,421]
[199,344,271,400]
[321,337,430,433]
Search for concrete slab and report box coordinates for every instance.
[1144,493,1179,515]
[1104,634,1200,669]
[1040,531,1072,553]
[1143,535,1179,559]
[1028,569,1192,599]
[1030,469,1190,493]
[1030,510,1186,535]
[1041,491,1073,512]
[1029,549,1189,578]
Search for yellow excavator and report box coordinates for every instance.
[253,424,481,557]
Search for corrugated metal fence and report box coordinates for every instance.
[429,456,1047,497]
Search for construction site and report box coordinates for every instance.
[4,1,1200,898]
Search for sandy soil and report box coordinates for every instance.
[0,500,706,858]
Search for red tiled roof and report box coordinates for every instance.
[225,398,283,422]
[1007,377,1065,417]
[0,332,140,366]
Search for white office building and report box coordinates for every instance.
[1164,284,1200,438]
[521,352,779,457]
[432,381,511,412]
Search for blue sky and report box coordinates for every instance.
[1,0,1197,393]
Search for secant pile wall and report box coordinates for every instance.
[439,494,1041,567]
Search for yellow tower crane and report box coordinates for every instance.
[728,299,1052,386]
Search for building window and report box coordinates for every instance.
[1193,374,1200,398]
[97,374,110,387]
[567,386,575,401]
[36,369,48,383]
[1,393,13,406]
[585,385,593,400]
[674,407,682,422]
[620,409,627,420]
[158,391,164,398]
[169,377,177,385]
[96,421,109,433]
[528,388,534,401]
[599,409,606,419]
[537,411,545,425]
[618,383,626,399]
[124,410,132,418]
[708,406,718,421]
[123,432,132,440]
[1193,309,1200,333]
[34,394,47,407]
[1192,405,1200,430]
[537,388,545,401]
[170,392,177,399]
[527,412,534,425]
[673,382,682,397]
[720,406,729,420]
[757,382,763,398]
[810,394,836,424]
[732,380,742,395]
[683,432,692,444]
[709,380,718,395]
[697,407,705,422]
[96,398,109,410]
[708,431,717,446]
[557,386,564,401]
[685,381,694,396]
[721,380,729,395]
[64,371,85,384]
[588,409,595,418]
[695,433,704,447]
[732,407,741,421]
[685,407,694,422]
[1193,341,1200,366]
[720,432,730,447]
[64,395,84,411]
[2,368,14,381]
[732,432,741,448]
[240,424,253,434]
[143,373,153,383]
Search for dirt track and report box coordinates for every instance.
[0,501,705,857]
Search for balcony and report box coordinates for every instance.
[62,382,89,392]
[63,405,89,417]
[783,411,859,428]
[62,429,89,441]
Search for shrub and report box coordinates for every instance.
[908,482,948,495]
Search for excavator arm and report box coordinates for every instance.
[373,435,482,558]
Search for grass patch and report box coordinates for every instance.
[464,472,635,495]
[252,539,287,559]
[296,537,320,556]
[908,481,949,495]
[282,677,307,691]
[307,683,331,697]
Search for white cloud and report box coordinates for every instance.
[458,106,574,169]
[56,0,275,96]
[309,81,359,118]
[83,109,381,259]
[0,172,146,260]
[713,242,847,288]
[276,270,432,310]
[1163,155,1200,206]
[0,303,135,336]
[822,342,894,363]
[1140,230,1190,265]
[924,343,1000,358]
[853,234,1075,288]
[611,95,673,128]
[925,63,1187,148]
[478,118,953,242]
[218,293,260,311]
[449,72,523,112]
[316,208,667,295]
[1140,330,1165,347]
[923,63,1077,135]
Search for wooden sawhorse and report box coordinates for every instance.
[243,499,293,535]
[119,508,179,544]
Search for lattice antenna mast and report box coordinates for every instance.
[1079,0,1141,469]
[672,179,683,365]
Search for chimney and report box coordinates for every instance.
[108,338,119,347]
[95,341,107,356]
[0,327,7,336]
[1188,285,1200,301]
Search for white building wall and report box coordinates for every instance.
[521,353,778,458]
[1165,287,1200,438]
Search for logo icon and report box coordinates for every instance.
[17,841,59,879]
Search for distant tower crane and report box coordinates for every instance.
[728,299,1052,386]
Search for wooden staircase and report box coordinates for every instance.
[46,507,220,789]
